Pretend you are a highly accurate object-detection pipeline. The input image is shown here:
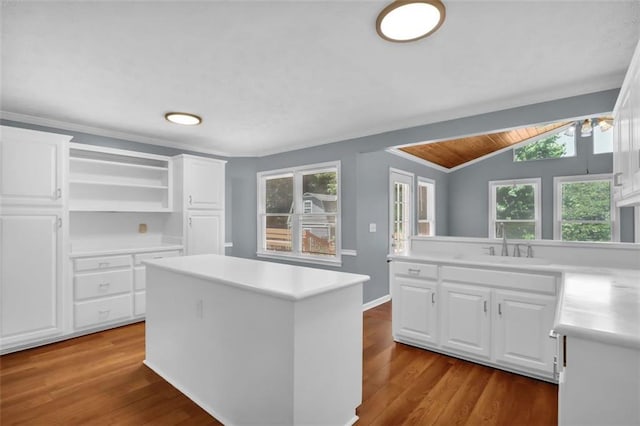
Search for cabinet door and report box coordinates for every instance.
[0,128,65,206]
[185,157,225,210]
[440,282,491,358]
[392,276,438,345]
[0,213,62,345]
[493,290,556,374]
[187,211,224,255]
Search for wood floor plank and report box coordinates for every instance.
[1,302,557,425]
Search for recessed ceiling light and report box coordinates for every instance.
[376,0,446,43]
[164,112,202,126]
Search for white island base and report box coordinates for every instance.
[143,255,369,426]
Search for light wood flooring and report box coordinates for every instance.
[1,302,557,425]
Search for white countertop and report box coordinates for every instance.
[553,270,640,349]
[390,251,640,348]
[70,243,183,257]
[144,254,370,301]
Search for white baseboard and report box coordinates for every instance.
[362,294,391,311]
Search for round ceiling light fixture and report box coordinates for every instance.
[376,0,446,43]
[164,112,202,126]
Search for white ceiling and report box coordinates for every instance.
[2,1,639,157]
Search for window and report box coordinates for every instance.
[258,161,340,265]
[593,123,614,154]
[513,128,575,162]
[554,174,615,242]
[417,178,435,236]
[489,178,541,240]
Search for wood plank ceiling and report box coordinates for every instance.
[400,121,570,169]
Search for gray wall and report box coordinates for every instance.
[448,131,635,241]
[3,88,634,304]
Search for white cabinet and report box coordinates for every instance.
[0,126,68,207]
[187,211,224,255]
[493,290,556,373]
[440,282,491,359]
[184,156,225,210]
[68,144,173,212]
[172,154,226,255]
[0,213,63,346]
[390,260,559,381]
[613,39,640,206]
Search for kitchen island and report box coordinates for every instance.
[143,254,370,426]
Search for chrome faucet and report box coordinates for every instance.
[513,244,521,257]
[526,243,534,258]
[499,223,509,256]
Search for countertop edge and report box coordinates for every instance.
[144,261,370,301]
[70,245,184,258]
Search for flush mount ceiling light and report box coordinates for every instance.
[164,112,202,126]
[376,0,446,42]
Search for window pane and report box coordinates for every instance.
[514,131,575,161]
[301,215,336,256]
[593,124,614,154]
[418,185,428,221]
[496,184,535,220]
[496,221,536,240]
[561,222,611,242]
[302,171,337,213]
[265,215,292,252]
[418,222,430,235]
[266,176,293,214]
[562,181,611,221]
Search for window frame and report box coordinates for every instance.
[488,177,542,240]
[416,177,436,236]
[257,161,341,266]
[553,174,617,242]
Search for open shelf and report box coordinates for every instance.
[68,144,173,212]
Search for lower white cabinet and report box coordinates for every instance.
[391,260,559,381]
[74,294,132,329]
[493,290,556,373]
[0,212,63,348]
[393,277,438,345]
[440,282,491,359]
[187,211,223,255]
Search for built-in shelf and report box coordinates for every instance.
[68,143,173,212]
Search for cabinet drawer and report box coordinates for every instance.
[134,291,145,316]
[134,250,181,265]
[393,262,438,280]
[75,255,131,272]
[441,266,557,294]
[74,294,132,329]
[134,266,146,290]
[74,270,132,300]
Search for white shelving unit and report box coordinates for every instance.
[68,144,173,212]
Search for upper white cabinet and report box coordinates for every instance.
[613,40,640,206]
[68,143,173,212]
[1,212,63,347]
[184,155,225,210]
[0,126,70,207]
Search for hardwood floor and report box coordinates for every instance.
[0,302,557,425]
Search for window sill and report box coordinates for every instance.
[256,251,343,268]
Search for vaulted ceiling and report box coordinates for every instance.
[1,1,639,156]
[399,121,570,169]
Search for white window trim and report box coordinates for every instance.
[488,177,542,240]
[512,124,576,163]
[256,160,341,266]
[417,177,436,236]
[553,174,617,242]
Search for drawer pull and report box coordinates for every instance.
[98,262,110,268]
[483,300,487,313]
[408,268,421,275]
[153,256,163,259]
[498,303,502,316]
[431,293,435,304]
[98,309,111,317]
[98,282,110,290]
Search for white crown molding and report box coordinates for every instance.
[0,110,231,157]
